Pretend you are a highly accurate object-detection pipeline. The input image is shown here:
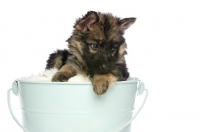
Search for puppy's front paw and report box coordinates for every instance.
[52,72,70,82]
[93,78,109,95]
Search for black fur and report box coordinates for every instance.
[45,49,71,69]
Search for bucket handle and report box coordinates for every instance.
[116,81,149,132]
[7,81,30,132]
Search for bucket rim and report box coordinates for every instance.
[15,77,139,85]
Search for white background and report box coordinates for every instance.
[1,0,200,132]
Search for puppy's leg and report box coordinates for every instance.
[52,64,76,82]
[92,73,118,95]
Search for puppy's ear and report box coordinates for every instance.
[76,11,99,32]
[120,18,136,32]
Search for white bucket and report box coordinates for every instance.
[7,78,148,132]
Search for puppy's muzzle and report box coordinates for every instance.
[99,64,109,72]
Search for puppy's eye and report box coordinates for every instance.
[111,47,116,52]
[90,44,99,50]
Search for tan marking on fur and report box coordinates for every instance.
[71,40,83,54]
[116,56,125,64]
[69,39,87,67]
[59,64,75,74]
[92,73,118,95]
[106,28,121,42]
[54,56,63,69]
[52,64,76,82]
[88,25,106,42]
[66,57,89,77]
[93,73,118,84]
[86,40,98,44]
[118,43,127,56]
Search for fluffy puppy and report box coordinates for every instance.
[46,11,136,95]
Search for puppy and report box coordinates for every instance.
[46,11,136,95]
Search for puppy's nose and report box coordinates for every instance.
[100,64,109,71]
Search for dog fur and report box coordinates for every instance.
[46,11,136,95]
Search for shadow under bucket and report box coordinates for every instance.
[8,78,148,132]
